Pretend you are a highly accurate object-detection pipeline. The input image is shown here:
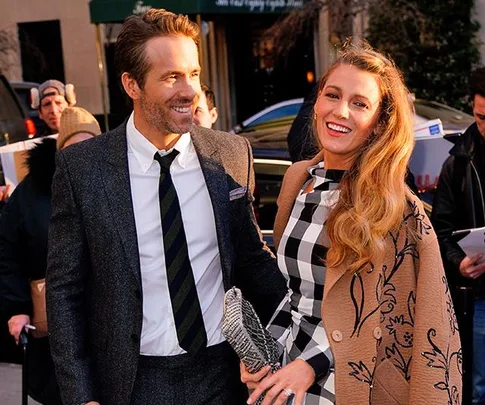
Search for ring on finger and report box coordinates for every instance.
[283,388,294,397]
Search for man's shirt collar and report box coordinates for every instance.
[126,112,192,173]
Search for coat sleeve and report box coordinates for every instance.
[408,225,462,404]
[0,184,32,319]
[234,138,287,326]
[431,156,467,274]
[46,151,98,404]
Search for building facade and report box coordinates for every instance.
[1,0,319,131]
[0,0,105,117]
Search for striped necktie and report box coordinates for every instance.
[154,150,207,354]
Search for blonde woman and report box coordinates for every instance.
[241,43,462,405]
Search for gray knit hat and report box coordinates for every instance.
[30,80,77,109]
[38,80,66,99]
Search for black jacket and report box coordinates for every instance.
[0,138,56,319]
[287,84,319,163]
[431,122,485,298]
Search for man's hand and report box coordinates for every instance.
[7,314,30,344]
[241,362,272,390]
[459,254,485,279]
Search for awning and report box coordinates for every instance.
[89,0,305,23]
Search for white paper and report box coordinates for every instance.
[0,134,57,192]
[454,226,485,261]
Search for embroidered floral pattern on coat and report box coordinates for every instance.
[342,199,461,404]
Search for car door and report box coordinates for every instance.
[253,157,292,252]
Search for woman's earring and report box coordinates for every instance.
[313,112,317,120]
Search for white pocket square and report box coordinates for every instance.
[229,186,247,201]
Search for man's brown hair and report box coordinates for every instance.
[115,8,200,90]
[201,83,216,110]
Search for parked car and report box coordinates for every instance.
[233,97,474,136]
[231,98,304,134]
[242,124,292,251]
[10,80,43,134]
[414,98,474,135]
[253,153,291,252]
[0,75,36,146]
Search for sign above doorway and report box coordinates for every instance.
[89,0,306,23]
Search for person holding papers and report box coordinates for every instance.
[432,67,485,405]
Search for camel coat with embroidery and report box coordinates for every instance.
[273,153,462,405]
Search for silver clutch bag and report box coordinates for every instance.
[222,286,281,374]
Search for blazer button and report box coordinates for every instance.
[131,333,139,343]
[331,330,343,342]
[373,327,382,340]
[134,290,141,299]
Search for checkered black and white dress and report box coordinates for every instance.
[267,162,344,405]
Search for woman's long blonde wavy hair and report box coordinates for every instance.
[320,43,415,272]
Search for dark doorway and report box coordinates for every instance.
[224,14,315,123]
[104,42,132,129]
[18,20,65,83]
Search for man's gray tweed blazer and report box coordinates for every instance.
[45,123,287,405]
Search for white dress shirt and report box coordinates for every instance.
[126,113,225,355]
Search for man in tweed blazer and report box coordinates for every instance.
[45,9,286,405]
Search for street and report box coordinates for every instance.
[0,363,41,405]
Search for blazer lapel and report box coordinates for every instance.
[101,124,142,287]
[191,128,232,290]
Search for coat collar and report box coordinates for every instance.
[450,122,482,159]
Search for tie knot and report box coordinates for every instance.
[154,150,179,173]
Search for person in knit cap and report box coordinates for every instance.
[56,107,101,150]
[30,79,77,136]
[0,107,100,404]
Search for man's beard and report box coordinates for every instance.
[139,93,194,135]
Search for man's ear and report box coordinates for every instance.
[121,73,141,100]
[210,107,218,124]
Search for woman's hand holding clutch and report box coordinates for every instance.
[246,358,315,405]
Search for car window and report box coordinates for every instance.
[414,99,474,126]
[246,104,302,128]
[0,78,24,121]
[14,88,33,114]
